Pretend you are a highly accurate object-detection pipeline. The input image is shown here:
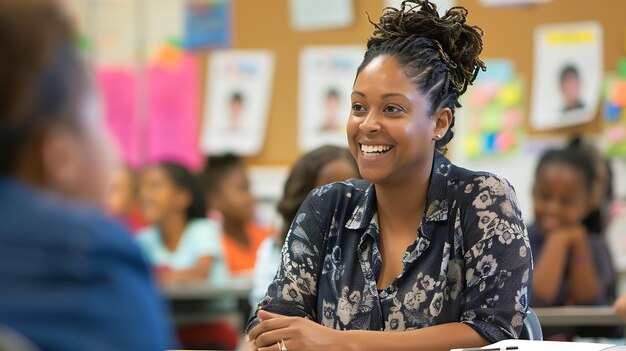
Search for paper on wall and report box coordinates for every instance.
[289,0,354,31]
[530,22,603,130]
[298,46,365,152]
[201,50,275,156]
[97,67,141,167]
[146,53,203,171]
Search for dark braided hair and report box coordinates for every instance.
[358,0,486,149]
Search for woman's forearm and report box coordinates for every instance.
[343,323,487,351]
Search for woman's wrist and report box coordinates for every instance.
[338,330,359,351]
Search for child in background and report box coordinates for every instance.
[106,166,146,233]
[202,154,272,275]
[136,162,237,350]
[136,162,228,287]
[529,146,615,309]
[249,146,360,309]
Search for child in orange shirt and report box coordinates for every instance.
[201,154,271,275]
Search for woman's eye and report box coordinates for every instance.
[351,103,366,112]
[383,105,404,113]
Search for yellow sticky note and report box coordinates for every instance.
[464,135,481,158]
[496,82,522,107]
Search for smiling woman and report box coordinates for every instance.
[244,1,531,351]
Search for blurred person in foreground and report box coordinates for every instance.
[0,0,174,349]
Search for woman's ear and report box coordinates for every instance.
[433,108,452,141]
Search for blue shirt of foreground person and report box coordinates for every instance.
[0,178,175,351]
[0,0,174,349]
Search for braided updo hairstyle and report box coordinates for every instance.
[358,0,486,149]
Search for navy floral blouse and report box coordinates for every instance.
[248,152,532,343]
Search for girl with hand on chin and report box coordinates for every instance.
[245,1,531,350]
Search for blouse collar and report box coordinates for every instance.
[345,151,451,231]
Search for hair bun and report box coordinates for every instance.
[368,0,486,94]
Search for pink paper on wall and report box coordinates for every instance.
[146,53,203,171]
[96,68,141,168]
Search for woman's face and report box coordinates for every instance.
[347,55,446,186]
[139,167,188,224]
[533,163,590,234]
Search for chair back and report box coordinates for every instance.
[519,308,543,341]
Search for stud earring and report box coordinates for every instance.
[434,134,442,139]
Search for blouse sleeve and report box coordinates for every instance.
[458,175,532,343]
[246,190,328,332]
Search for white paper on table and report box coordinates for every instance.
[450,339,614,351]
[298,46,365,152]
[200,50,275,156]
[385,0,456,17]
[530,22,603,130]
[289,0,354,31]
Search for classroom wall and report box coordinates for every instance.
[236,0,626,166]
[233,0,378,166]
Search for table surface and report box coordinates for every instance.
[534,306,624,326]
[163,278,253,300]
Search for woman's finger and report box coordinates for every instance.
[258,309,285,321]
[257,338,299,351]
[255,327,294,348]
[248,315,294,341]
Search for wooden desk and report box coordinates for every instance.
[534,306,625,338]
[163,281,252,301]
[163,278,253,326]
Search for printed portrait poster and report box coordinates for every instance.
[298,46,365,151]
[530,22,603,130]
[201,50,274,155]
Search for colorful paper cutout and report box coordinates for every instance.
[458,59,525,159]
[184,0,230,49]
[96,67,141,167]
[603,72,626,157]
[146,53,203,170]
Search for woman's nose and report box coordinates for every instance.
[359,112,381,133]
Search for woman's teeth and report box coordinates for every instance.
[361,144,392,154]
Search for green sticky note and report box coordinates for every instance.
[618,57,626,78]
[76,34,92,51]
[482,106,504,132]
